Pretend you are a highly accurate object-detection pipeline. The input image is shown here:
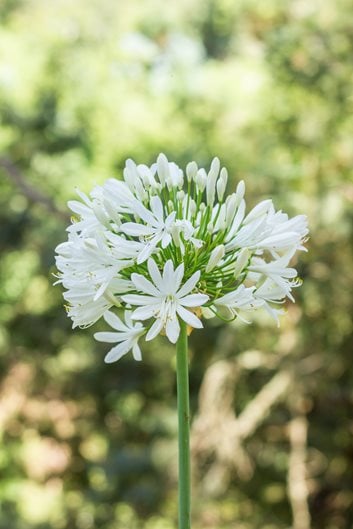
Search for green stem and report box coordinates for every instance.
[176,320,190,529]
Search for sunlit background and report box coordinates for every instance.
[1,1,353,528]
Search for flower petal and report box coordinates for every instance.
[161,232,172,249]
[146,318,164,341]
[132,201,158,226]
[150,195,164,221]
[132,343,142,361]
[136,242,156,264]
[176,305,203,329]
[165,211,176,228]
[180,293,209,307]
[174,263,185,293]
[147,258,164,291]
[94,331,124,343]
[177,270,201,298]
[131,273,161,296]
[165,317,180,344]
[120,223,154,236]
[122,294,158,305]
[161,260,175,292]
[103,311,127,331]
[104,341,132,363]
[132,304,159,321]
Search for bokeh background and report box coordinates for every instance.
[1,1,353,528]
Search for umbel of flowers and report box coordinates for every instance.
[55,154,308,362]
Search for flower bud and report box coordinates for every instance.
[170,224,182,247]
[226,193,238,225]
[215,204,227,231]
[206,158,220,206]
[157,153,170,185]
[209,157,220,178]
[206,244,225,272]
[186,161,198,182]
[166,176,173,190]
[177,190,185,202]
[139,165,156,189]
[236,180,245,202]
[233,248,250,277]
[196,169,207,192]
[124,159,139,191]
[189,199,197,216]
[216,167,228,201]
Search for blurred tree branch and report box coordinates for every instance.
[0,156,69,221]
[191,325,320,529]
[287,402,311,529]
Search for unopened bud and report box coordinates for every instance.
[235,180,245,204]
[217,167,228,201]
[226,193,238,224]
[166,176,173,190]
[186,161,198,182]
[170,225,181,247]
[207,222,214,234]
[196,169,207,192]
[206,244,225,272]
[215,204,227,230]
[176,170,184,189]
[233,248,250,277]
[157,153,170,185]
[206,170,218,206]
[177,190,185,202]
[124,159,139,190]
[189,199,197,216]
[209,157,220,178]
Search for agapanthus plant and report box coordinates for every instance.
[55,154,308,528]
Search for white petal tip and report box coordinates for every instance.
[104,357,115,364]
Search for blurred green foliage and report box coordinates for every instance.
[1,1,353,528]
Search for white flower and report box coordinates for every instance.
[55,232,135,327]
[122,259,209,343]
[94,311,145,363]
[60,279,118,328]
[248,249,299,295]
[120,195,176,263]
[55,153,308,362]
[67,189,107,236]
[214,285,262,322]
[253,279,291,324]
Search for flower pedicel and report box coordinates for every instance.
[55,154,308,362]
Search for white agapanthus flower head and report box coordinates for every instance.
[55,154,308,363]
